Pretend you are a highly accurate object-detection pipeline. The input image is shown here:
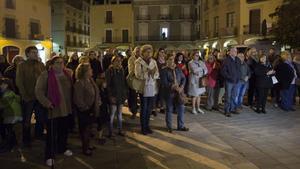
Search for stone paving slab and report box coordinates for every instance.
[0,104,299,169]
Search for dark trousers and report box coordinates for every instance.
[256,87,269,110]
[45,116,69,160]
[280,84,296,110]
[0,124,17,152]
[78,110,94,153]
[248,79,256,106]
[140,97,155,132]
[271,84,281,104]
[22,100,47,145]
[128,88,138,115]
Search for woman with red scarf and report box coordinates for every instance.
[35,56,73,167]
[175,52,189,94]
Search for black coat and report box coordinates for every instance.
[254,63,273,88]
[105,66,128,104]
[90,59,102,80]
[275,62,295,90]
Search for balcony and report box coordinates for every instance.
[159,14,171,20]
[179,14,194,20]
[135,36,196,42]
[102,37,131,43]
[246,0,267,3]
[136,15,150,20]
[29,34,44,40]
[220,27,237,36]
[2,31,20,39]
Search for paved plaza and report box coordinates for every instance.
[0,104,300,169]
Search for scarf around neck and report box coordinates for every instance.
[47,68,71,108]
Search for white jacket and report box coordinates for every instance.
[134,57,159,94]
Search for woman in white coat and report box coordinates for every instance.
[134,44,159,135]
[188,51,208,114]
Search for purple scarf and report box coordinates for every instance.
[47,68,71,108]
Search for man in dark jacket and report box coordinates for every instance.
[275,51,297,111]
[221,47,241,117]
[89,51,103,80]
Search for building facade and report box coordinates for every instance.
[90,0,133,51]
[51,0,91,55]
[0,0,52,63]
[198,0,283,51]
[133,0,198,50]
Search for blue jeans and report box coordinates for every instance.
[22,100,47,145]
[140,97,155,132]
[280,84,296,110]
[224,82,238,113]
[165,96,185,129]
[109,104,123,134]
[235,81,248,108]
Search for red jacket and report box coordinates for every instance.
[205,61,220,88]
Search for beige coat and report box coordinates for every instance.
[134,57,159,94]
[35,70,73,119]
[16,59,45,101]
[73,79,100,116]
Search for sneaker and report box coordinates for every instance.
[64,149,73,157]
[46,159,54,167]
[192,109,198,115]
[197,108,205,114]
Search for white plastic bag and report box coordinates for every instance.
[143,77,155,97]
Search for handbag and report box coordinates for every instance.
[173,70,188,104]
[126,64,144,92]
[199,76,208,88]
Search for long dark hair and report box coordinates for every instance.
[175,52,185,64]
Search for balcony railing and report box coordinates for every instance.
[137,15,150,20]
[159,14,171,19]
[179,14,194,20]
[102,37,131,43]
[2,31,20,39]
[220,27,237,36]
[135,36,197,42]
[29,34,44,40]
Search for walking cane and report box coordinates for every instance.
[49,107,55,169]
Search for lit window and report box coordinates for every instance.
[161,27,168,39]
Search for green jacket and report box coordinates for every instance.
[0,91,22,124]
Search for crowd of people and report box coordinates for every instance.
[0,44,299,167]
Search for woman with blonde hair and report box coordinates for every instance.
[134,44,159,135]
[127,46,141,119]
[275,51,297,111]
[73,63,100,156]
[188,50,207,114]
